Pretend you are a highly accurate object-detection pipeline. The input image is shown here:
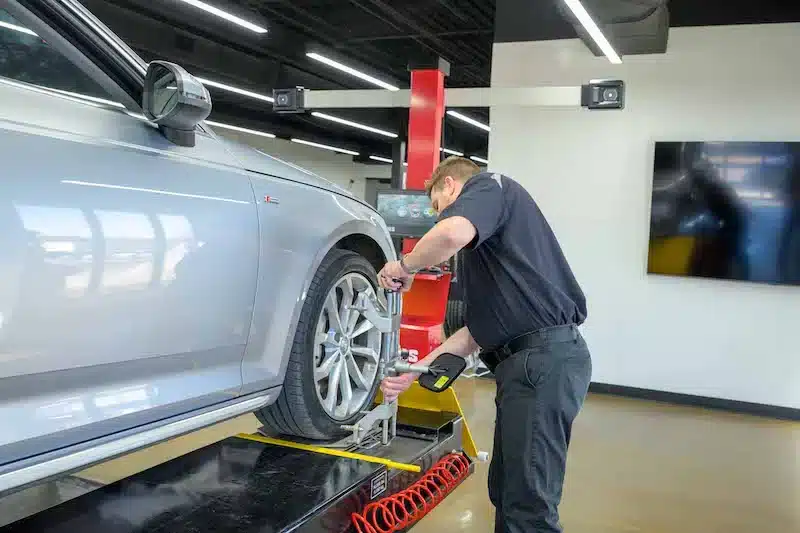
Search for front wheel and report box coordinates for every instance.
[256,249,383,440]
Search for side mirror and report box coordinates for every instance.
[142,61,212,147]
[417,353,467,393]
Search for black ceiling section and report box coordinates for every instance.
[494,0,574,43]
[78,0,495,163]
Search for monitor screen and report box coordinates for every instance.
[376,190,438,237]
[648,141,800,286]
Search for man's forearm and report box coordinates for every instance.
[403,229,461,272]
[403,217,475,272]
[417,326,479,368]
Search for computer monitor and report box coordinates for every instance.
[376,189,438,237]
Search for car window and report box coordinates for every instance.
[0,9,112,103]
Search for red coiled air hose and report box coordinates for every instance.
[351,452,471,533]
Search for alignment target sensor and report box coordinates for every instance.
[417,354,467,393]
[581,80,625,110]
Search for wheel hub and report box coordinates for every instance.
[337,334,351,353]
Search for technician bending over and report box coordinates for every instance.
[378,156,592,533]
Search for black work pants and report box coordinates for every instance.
[488,325,592,533]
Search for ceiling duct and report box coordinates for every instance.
[558,0,669,57]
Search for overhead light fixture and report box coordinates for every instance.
[0,20,37,36]
[197,77,274,103]
[441,147,464,157]
[291,138,359,156]
[562,0,621,64]
[369,155,408,165]
[205,120,276,138]
[312,112,397,139]
[447,111,490,132]
[470,155,489,164]
[178,0,267,34]
[307,52,400,91]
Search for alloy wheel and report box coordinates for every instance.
[313,272,381,421]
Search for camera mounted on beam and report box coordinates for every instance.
[273,87,306,114]
[581,79,625,110]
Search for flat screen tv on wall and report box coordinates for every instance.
[648,141,800,286]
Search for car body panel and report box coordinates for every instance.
[0,79,259,465]
[0,0,396,495]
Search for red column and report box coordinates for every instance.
[406,67,447,191]
[400,59,451,359]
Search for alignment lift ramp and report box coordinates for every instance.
[1,291,479,533]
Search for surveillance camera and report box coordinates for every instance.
[581,80,625,110]
[273,87,306,114]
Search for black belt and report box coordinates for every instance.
[479,324,579,373]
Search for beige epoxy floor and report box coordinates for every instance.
[77,379,800,533]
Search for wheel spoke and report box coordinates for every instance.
[338,357,353,411]
[323,357,344,412]
[346,353,369,391]
[325,292,344,333]
[345,294,362,335]
[317,331,338,349]
[351,319,375,339]
[339,277,355,326]
[315,350,339,381]
[351,345,379,363]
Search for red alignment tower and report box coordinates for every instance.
[399,58,452,360]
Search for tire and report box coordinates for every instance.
[443,299,466,339]
[256,249,383,440]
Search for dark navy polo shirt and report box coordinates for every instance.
[438,172,587,349]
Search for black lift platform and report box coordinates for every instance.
[0,408,472,533]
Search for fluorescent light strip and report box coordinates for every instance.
[193,79,401,145]
[447,110,490,132]
[441,147,464,157]
[369,155,408,166]
[562,0,621,64]
[197,77,274,102]
[291,138,359,156]
[178,0,267,33]
[205,120,276,138]
[307,53,399,91]
[470,155,489,164]
[0,20,37,36]
[312,112,397,139]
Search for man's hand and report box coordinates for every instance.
[380,373,418,402]
[378,260,413,292]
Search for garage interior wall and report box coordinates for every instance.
[489,23,800,409]
[212,130,391,200]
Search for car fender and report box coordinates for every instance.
[239,190,395,396]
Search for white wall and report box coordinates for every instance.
[489,23,800,408]
[214,130,391,200]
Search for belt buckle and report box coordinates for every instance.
[499,345,513,360]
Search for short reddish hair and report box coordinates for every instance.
[424,156,480,196]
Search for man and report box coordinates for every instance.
[377,156,592,533]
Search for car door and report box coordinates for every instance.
[0,6,259,465]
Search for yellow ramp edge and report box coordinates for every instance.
[236,432,422,473]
